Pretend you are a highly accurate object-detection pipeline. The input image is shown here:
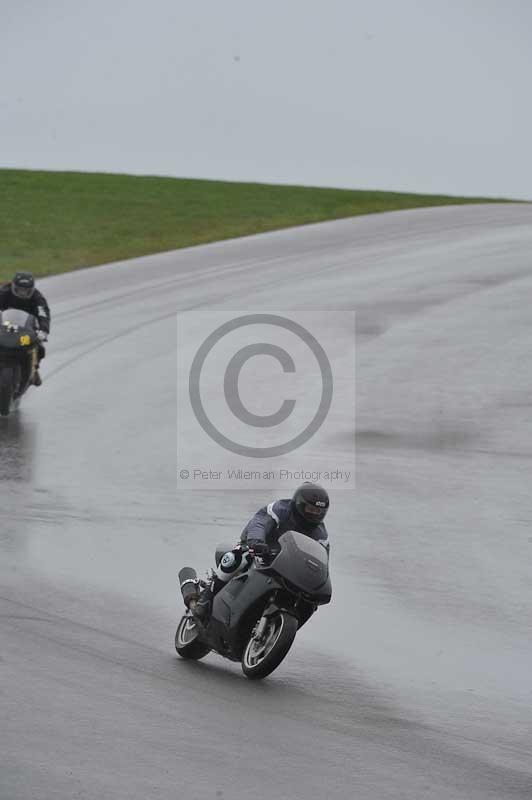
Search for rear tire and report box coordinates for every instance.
[175,614,211,660]
[0,367,14,416]
[242,612,298,680]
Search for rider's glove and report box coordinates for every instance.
[246,540,270,556]
[37,330,48,342]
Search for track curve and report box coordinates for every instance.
[2,204,532,799]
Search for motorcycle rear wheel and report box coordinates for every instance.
[242,611,298,680]
[175,614,211,660]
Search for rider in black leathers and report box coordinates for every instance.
[0,272,51,385]
[189,483,330,621]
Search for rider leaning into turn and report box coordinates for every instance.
[189,482,330,621]
[0,272,51,386]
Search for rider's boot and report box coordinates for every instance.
[190,575,224,622]
[32,368,42,387]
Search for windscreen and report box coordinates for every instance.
[0,308,35,329]
[271,531,329,592]
[280,531,328,563]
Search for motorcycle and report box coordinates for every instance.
[175,531,332,679]
[0,308,42,416]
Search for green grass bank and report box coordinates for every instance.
[0,169,510,283]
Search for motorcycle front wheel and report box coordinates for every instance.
[242,611,298,680]
[0,367,14,416]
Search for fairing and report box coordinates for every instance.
[0,309,38,351]
[269,531,329,593]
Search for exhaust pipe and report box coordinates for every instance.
[178,567,199,607]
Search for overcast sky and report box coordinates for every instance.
[2,0,531,198]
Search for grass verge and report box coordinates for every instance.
[0,169,512,282]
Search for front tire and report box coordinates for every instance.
[175,614,211,660]
[242,612,298,680]
[0,367,14,416]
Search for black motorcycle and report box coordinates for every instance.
[175,531,332,679]
[0,309,41,416]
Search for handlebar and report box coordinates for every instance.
[246,543,280,560]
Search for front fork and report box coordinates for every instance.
[252,596,299,642]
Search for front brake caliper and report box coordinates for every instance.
[254,616,269,641]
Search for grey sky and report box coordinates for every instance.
[2,0,531,197]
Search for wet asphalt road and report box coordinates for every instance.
[1,204,532,799]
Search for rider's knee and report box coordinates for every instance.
[216,548,246,582]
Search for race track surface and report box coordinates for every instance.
[2,204,532,799]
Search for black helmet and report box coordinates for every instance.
[12,272,35,300]
[292,482,329,526]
